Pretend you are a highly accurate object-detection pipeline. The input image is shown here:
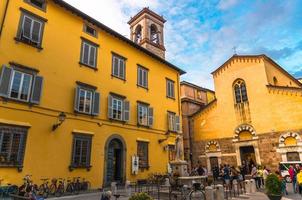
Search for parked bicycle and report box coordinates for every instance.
[0,178,18,198]
[38,178,50,198]
[18,175,38,198]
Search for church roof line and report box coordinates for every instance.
[211,54,302,87]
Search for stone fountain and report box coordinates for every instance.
[169,135,189,176]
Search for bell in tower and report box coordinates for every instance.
[128,7,166,59]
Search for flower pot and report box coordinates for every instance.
[267,194,282,200]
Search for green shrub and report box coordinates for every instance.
[129,192,153,200]
[265,173,282,195]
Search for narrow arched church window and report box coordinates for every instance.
[150,24,159,44]
[233,80,248,104]
[134,25,142,44]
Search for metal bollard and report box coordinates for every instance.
[205,186,214,200]
[216,184,224,200]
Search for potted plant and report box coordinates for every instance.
[265,173,282,200]
[129,192,153,200]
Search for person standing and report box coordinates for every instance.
[223,164,231,190]
[289,164,297,193]
[251,164,258,189]
[297,168,302,194]
[262,166,269,188]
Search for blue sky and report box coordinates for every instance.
[65,0,302,89]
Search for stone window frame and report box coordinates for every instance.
[23,0,47,12]
[233,79,248,104]
[69,133,93,171]
[0,125,29,171]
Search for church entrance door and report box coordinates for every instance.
[240,146,256,174]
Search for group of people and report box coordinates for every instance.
[287,164,302,194]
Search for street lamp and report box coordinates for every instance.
[52,112,66,131]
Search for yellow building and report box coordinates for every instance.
[192,54,302,172]
[0,0,185,187]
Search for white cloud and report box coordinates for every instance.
[217,0,238,10]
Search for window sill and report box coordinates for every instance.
[137,84,149,91]
[0,164,23,172]
[14,37,43,50]
[79,62,98,71]
[69,165,92,172]
[75,110,98,117]
[0,96,35,106]
[111,74,126,82]
[109,118,127,124]
[137,123,151,128]
[166,96,176,100]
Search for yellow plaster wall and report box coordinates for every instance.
[194,57,302,142]
[0,0,181,187]
[264,60,300,87]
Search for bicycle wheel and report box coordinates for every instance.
[42,187,49,198]
[49,184,56,195]
[55,185,64,197]
[189,190,205,200]
[8,185,18,195]
[66,183,73,194]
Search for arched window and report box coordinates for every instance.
[134,25,142,44]
[233,79,248,104]
[150,24,159,44]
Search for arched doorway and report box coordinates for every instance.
[104,135,126,186]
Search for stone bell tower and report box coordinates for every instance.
[128,7,166,59]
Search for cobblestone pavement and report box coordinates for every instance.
[50,183,302,200]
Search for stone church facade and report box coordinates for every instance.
[190,54,302,172]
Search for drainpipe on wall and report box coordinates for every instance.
[0,0,10,37]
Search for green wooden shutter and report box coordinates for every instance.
[123,100,130,121]
[74,87,80,112]
[31,20,42,43]
[148,107,154,127]
[108,95,113,119]
[30,75,43,104]
[92,92,100,116]
[175,116,180,132]
[0,66,13,98]
[22,16,32,40]
[89,46,96,67]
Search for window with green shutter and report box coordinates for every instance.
[16,10,46,48]
[166,79,175,99]
[74,83,100,116]
[0,65,44,104]
[137,102,153,127]
[111,54,126,80]
[108,93,129,122]
[137,65,148,89]
[80,39,98,69]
